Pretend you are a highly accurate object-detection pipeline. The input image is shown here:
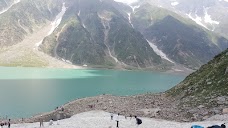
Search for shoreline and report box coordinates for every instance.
[2,91,227,125]
[8,92,224,124]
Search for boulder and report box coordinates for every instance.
[198,105,205,109]
[222,108,228,114]
[217,97,226,104]
[207,82,212,85]
[225,67,228,74]
[137,108,160,117]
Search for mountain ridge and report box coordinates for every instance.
[0,0,227,70]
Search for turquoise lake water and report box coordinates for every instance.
[0,67,185,119]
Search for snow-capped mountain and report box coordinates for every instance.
[134,0,228,38]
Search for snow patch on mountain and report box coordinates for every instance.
[48,3,67,36]
[35,3,66,47]
[187,13,209,30]
[127,13,133,27]
[0,0,20,15]
[204,8,220,25]
[130,5,140,13]
[114,0,138,5]
[147,40,175,63]
[171,2,179,6]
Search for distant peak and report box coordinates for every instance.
[114,0,138,5]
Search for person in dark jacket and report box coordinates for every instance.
[208,124,226,128]
[191,125,204,128]
[135,116,142,126]
[8,119,10,128]
[221,123,226,128]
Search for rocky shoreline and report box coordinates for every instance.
[8,92,225,124]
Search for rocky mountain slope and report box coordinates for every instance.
[0,0,63,46]
[40,0,228,69]
[40,0,165,69]
[0,0,15,12]
[129,3,228,69]
[140,0,228,39]
[0,0,227,69]
[0,0,81,68]
[167,48,228,120]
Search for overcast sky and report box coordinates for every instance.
[114,0,138,4]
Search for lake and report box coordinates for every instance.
[0,67,185,119]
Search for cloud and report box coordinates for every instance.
[114,0,138,4]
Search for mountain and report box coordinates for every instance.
[0,0,80,68]
[0,0,227,70]
[40,0,228,69]
[0,0,63,46]
[129,3,228,69]
[0,0,14,11]
[139,0,228,39]
[167,48,228,120]
[40,0,165,69]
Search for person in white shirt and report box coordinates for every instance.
[116,113,120,128]
[49,119,53,126]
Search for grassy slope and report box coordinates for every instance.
[167,48,228,108]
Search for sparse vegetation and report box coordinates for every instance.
[167,49,228,118]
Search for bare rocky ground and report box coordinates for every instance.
[10,93,226,124]
[0,22,82,69]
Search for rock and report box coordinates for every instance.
[222,108,228,114]
[211,109,220,114]
[103,107,107,110]
[202,111,209,116]
[207,82,212,85]
[225,67,228,74]
[189,109,198,114]
[203,115,209,120]
[217,97,226,102]
[198,105,204,109]
[137,108,160,117]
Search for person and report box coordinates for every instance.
[135,116,142,126]
[209,124,226,128]
[116,114,119,128]
[40,119,44,127]
[0,122,4,128]
[221,123,226,128]
[110,113,113,120]
[57,120,60,125]
[8,119,10,128]
[49,119,53,125]
[191,125,204,128]
[130,114,132,120]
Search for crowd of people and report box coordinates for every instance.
[191,123,226,128]
[0,111,226,128]
[110,113,142,128]
[0,119,11,128]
